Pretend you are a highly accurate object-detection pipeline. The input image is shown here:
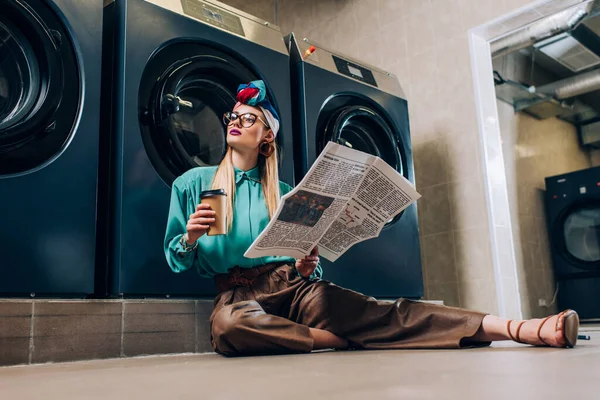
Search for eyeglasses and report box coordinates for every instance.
[222,111,270,129]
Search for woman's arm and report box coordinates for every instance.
[163,180,196,273]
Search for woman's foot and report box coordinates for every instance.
[507,310,579,348]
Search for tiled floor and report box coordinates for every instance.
[1,325,598,400]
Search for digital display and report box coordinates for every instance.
[332,55,378,87]
[203,8,224,23]
[348,65,363,78]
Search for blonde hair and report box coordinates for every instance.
[211,144,281,231]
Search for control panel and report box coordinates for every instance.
[332,55,378,87]
[181,0,245,37]
[546,169,600,201]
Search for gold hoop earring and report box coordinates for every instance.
[259,141,275,158]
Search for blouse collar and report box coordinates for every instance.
[234,165,261,186]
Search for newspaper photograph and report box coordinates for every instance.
[244,141,421,262]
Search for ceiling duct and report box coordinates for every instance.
[581,119,600,147]
[493,1,600,123]
[494,69,600,122]
[534,67,600,99]
[533,24,600,72]
[491,0,600,59]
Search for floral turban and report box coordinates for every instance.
[235,80,280,136]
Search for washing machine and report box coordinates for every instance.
[545,166,600,320]
[285,33,423,299]
[99,0,295,297]
[0,0,101,296]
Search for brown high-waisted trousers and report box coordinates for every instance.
[210,263,490,356]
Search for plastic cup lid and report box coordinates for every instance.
[200,189,226,197]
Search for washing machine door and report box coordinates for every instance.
[318,101,406,226]
[0,0,79,176]
[139,42,261,185]
[555,200,600,269]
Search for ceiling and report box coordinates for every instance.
[493,12,600,125]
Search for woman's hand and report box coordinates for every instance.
[295,246,319,278]
[185,203,216,244]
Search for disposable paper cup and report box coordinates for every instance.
[200,189,227,236]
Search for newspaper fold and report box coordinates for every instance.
[244,142,421,262]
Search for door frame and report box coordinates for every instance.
[468,0,590,318]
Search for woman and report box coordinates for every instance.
[164,80,580,356]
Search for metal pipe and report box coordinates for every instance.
[535,68,600,99]
[490,0,600,58]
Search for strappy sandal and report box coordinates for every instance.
[506,309,580,348]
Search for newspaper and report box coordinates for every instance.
[244,142,421,262]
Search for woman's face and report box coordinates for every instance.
[225,104,274,152]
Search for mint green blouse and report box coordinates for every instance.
[164,165,323,279]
